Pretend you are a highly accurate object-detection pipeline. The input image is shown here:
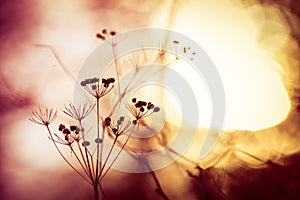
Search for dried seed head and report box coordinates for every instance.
[95,138,103,144]
[109,78,115,83]
[147,104,154,110]
[82,141,90,146]
[141,101,147,106]
[70,125,77,131]
[153,107,160,112]
[80,80,86,86]
[104,117,111,126]
[112,128,118,133]
[135,101,142,108]
[105,117,111,123]
[63,128,71,135]
[58,124,65,131]
[140,107,145,112]
[96,33,106,40]
[110,31,116,36]
[92,77,99,83]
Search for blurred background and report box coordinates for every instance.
[1,0,299,199]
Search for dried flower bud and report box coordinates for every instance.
[102,28,107,34]
[82,141,90,146]
[58,124,65,131]
[105,117,111,123]
[109,78,115,83]
[70,125,77,131]
[141,101,147,106]
[92,85,97,90]
[80,80,86,86]
[112,128,118,133]
[119,116,125,121]
[75,126,80,134]
[96,33,106,40]
[63,128,71,134]
[147,104,154,110]
[135,101,142,108]
[95,138,103,144]
[110,31,116,36]
[153,107,160,112]
[140,107,145,112]
[132,98,137,103]
[92,77,98,83]
[132,120,137,125]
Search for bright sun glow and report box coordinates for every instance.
[151,0,291,131]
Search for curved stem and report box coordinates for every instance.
[99,183,107,200]
[93,184,99,200]
[96,97,101,181]
[100,131,133,180]
[70,145,90,178]
[99,136,118,177]
[45,125,91,184]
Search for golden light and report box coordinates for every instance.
[1,0,300,199]
[150,0,292,131]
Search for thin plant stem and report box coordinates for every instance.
[77,141,89,175]
[99,136,118,176]
[100,130,134,180]
[93,184,99,200]
[95,97,101,181]
[99,182,107,200]
[46,125,91,184]
[111,38,121,109]
[70,145,90,178]
[85,147,94,181]
[78,121,94,181]
[143,158,169,200]
[34,44,91,104]
[90,152,96,180]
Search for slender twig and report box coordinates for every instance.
[100,129,134,180]
[70,145,90,178]
[99,137,118,177]
[46,125,91,184]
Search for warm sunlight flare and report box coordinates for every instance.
[1,0,300,199]
[160,0,291,131]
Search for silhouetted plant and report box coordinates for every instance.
[30,28,194,200]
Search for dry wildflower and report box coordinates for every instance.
[80,77,115,99]
[29,107,57,126]
[104,116,133,138]
[127,98,160,123]
[63,102,94,121]
[50,124,81,146]
[96,28,117,41]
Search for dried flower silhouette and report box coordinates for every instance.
[29,107,57,126]
[127,97,160,125]
[63,102,95,121]
[28,28,183,200]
